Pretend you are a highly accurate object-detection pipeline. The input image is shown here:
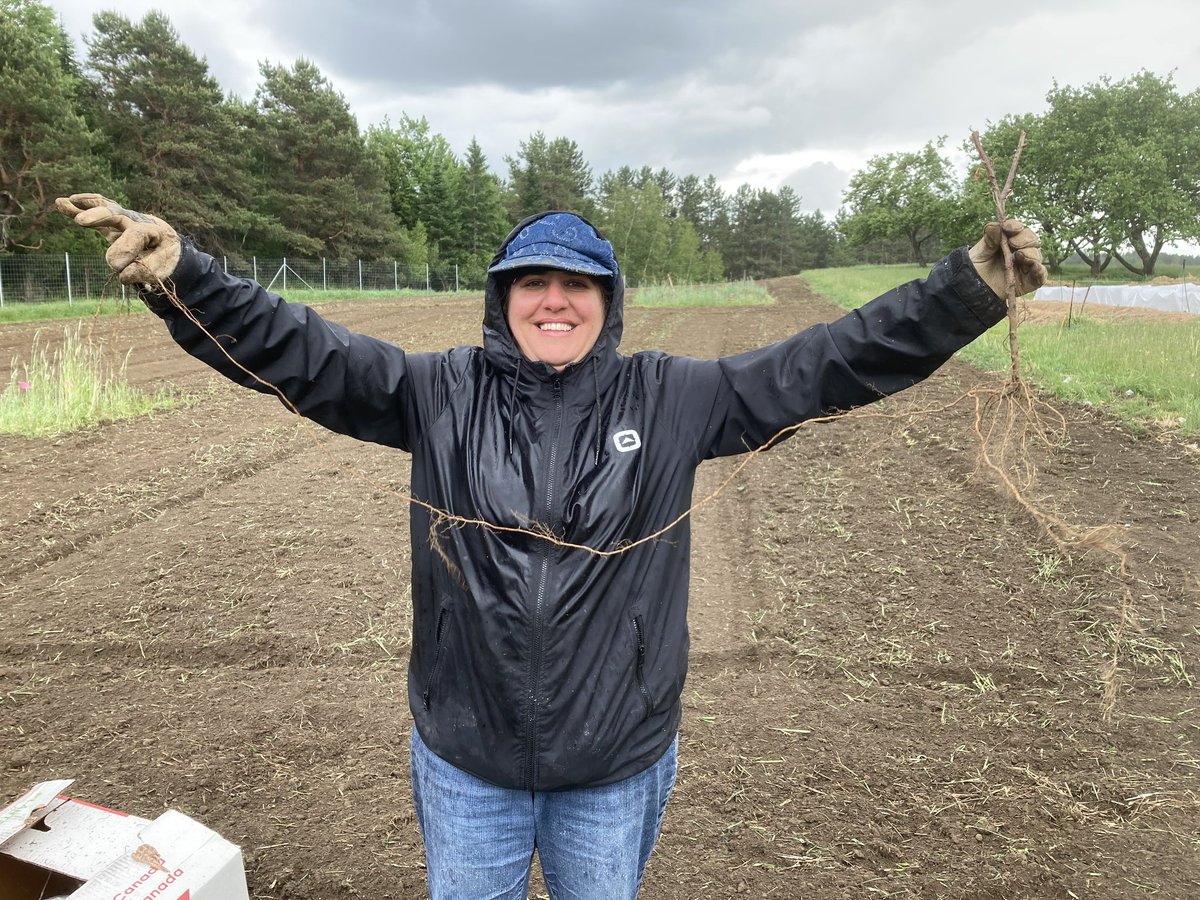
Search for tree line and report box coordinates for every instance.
[1,2,842,286]
[839,71,1200,276]
[4,1,1197,284]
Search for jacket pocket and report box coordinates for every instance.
[422,606,451,710]
[631,613,657,718]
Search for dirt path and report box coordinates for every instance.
[1,280,1197,899]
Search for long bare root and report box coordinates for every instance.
[971,131,1137,718]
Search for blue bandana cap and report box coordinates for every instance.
[488,213,618,279]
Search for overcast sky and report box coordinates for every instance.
[49,0,1200,218]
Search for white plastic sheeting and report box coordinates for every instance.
[1034,282,1199,315]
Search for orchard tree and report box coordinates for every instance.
[1012,71,1200,277]
[1088,72,1200,275]
[0,0,109,252]
[840,140,956,265]
[966,115,1076,273]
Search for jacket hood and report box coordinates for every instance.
[483,211,624,378]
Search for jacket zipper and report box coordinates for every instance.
[632,614,656,717]
[422,607,449,710]
[525,376,563,789]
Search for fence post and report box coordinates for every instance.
[253,256,258,282]
[394,261,398,292]
[223,256,228,273]
[65,252,73,304]
[0,258,4,309]
[358,259,363,292]
[283,257,288,292]
[455,264,459,292]
[323,257,327,291]
[426,263,430,292]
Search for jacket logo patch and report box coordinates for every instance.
[612,429,642,453]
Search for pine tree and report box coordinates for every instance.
[253,58,400,258]
[85,10,267,255]
[0,0,110,252]
[457,137,511,276]
[506,132,594,219]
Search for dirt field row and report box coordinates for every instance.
[1,280,1197,898]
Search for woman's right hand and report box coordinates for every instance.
[56,193,181,286]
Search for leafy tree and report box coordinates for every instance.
[596,179,718,284]
[965,116,1076,273]
[840,140,956,265]
[986,72,1200,277]
[506,132,593,219]
[253,58,400,258]
[366,114,476,264]
[1089,72,1200,275]
[0,0,110,252]
[85,10,267,255]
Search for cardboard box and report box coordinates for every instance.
[0,780,249,900]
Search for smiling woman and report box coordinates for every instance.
[504,269,607,371]
[57,193,1046,900]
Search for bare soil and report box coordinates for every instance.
[1,279,1197,899]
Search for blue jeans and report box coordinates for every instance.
[410,727,677,900]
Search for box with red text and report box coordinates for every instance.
[0,780,249,900]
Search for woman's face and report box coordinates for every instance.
[505,268,606,372]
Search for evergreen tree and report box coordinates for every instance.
[456,137,511,279]
[506,132,593,219]
[0,0,110,252]
[253,58,400,258]
[85,10,267,255]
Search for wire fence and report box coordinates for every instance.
[0,252,470,307]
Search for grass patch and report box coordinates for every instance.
[0,289,479,325]
[284,288,479,305]
[0,297,149,324]
[630,281,774,307]
[801,265,1200,436]
[800,266,927,311]
[0,326,185,437]
[959,316,1200,435]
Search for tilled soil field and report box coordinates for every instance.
[1,278,1197,899]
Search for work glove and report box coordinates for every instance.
[968,219,1046,299]
[55,193,181,288]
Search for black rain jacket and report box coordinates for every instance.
[155,212,1006,790]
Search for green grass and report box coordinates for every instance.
[959,316,1200,434]
[801,265,1200,437]
[284,288,479,305]
[0,288,480,324]
[1,281,764,323]
[800,266,927,310]
[0,326,185,437]
[630,281,774,307]
[1055,261,1195,283]
[0,297,150,324]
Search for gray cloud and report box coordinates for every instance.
[782,163,850,215]
[49,0,1200,198]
